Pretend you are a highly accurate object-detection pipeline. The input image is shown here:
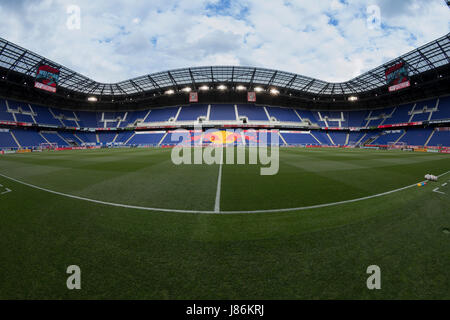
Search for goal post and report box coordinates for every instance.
[39,142,58,150]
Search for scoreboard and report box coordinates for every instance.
[385,61,410,92]
[34,64,60,93]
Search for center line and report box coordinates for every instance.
[214,149,224,213]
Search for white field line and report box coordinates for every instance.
[0,170,448,215]
[433,188,446,195]
[214,149,224,213]
[1,188,11,195]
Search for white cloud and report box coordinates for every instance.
[0,0,448,83]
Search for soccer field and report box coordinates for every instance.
[0,147,449,299]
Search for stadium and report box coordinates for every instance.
[0,5,449,301]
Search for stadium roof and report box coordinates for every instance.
[0,33,449,98]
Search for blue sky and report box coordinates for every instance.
[0,0,448,83]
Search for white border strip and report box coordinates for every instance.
[0,171,448,215]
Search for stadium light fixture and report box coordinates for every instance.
[236,85,247,91]
[182,87,192,92]
[199,85,209,91]
[165,89,175,95]
[217,84,227,90]
[87,96,98,102]
[269,88,280,95]
[348,96,358,102]
[254,87,264,92]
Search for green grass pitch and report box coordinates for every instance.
[0,147,449,299]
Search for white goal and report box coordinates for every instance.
[387,141,406,149]
[39,142,58,150]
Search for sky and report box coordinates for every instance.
[0,0,448,83]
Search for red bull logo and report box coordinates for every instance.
[170,126,280,175]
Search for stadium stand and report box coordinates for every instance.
[398,128,433,146]
[12,129,46,148]
[431,96,450,121]
[98,132,117,144]
[177,105,208,121]
[266,107,301,122]
[75,132,97,144]
[281,131,319,145]
[209,104,236,121]
[237,104,269,121]
[328,131,347,145]
[0,130,18,148]
[383,104,414,125]
[428,129,450,147]
[41,131,69,147]
[1,96,449,150]
[58,131,83,145]
[371,130,405,145]
[144,107,179,122]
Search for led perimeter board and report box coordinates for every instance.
[34,64,60,93]
[385,61,410,92]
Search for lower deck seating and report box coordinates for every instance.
[427,130,450,147]
[129,132,165,145]
[281,132,319,145]
[0,131,18,148]
[12,129,46,147]
[41,132,69,147]
[398,128,433,146]
[372,130,404,145]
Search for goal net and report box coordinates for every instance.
[387,141,406,149]
[39,142,58,150]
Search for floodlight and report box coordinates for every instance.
[236,85,247,91]
[87,96,98,102]
[348,96,358,101]
[217,85,227,90]
[165,89,175,95]
[269,88,280,95]
[254,87,264,92]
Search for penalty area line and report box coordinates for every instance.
[0,170,448,215]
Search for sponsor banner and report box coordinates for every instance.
[378,122,422,128]
[429,119,450,124]
[247,91,256,102]
[17,149,32,153]
[440,150,450,154]
[96,127,117,131]
[414,148,428,153]
[427,149,439,153]
[2,150,17,154]
[189,92,198,103]
[388,80,410,92]
[34,82,57,93]
[0,120,32,126]
[0,128,10,133]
